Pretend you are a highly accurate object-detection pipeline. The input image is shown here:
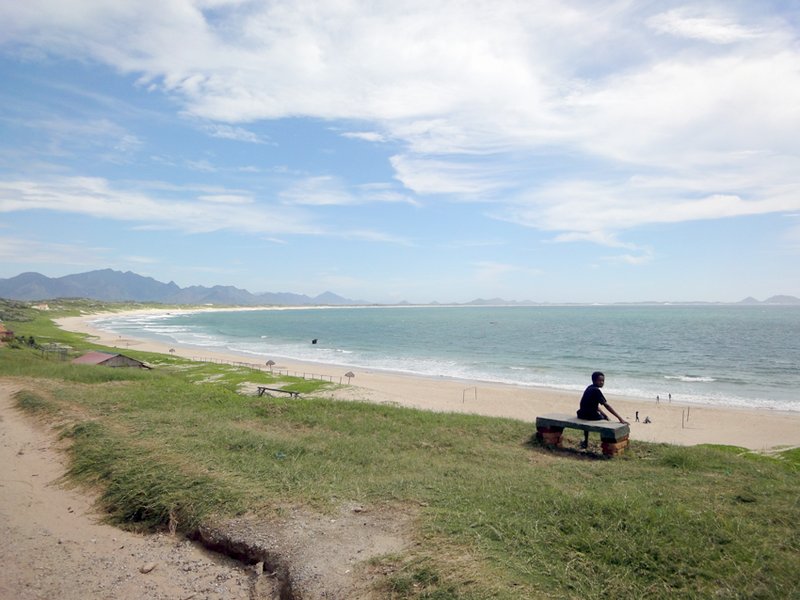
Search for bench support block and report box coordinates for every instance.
[536,426,564,447]
[601,438,629,456]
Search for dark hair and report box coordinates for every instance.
[591,371,605,383]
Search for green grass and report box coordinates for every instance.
[2,301,799,599]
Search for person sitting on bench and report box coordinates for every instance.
[577,371,628,448]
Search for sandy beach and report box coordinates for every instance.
[54,308,800,452]
[2,307,798,599]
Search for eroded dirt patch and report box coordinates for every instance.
[199,502,415,599]
[1,379,414,599]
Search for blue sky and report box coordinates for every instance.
[1,0,799,303]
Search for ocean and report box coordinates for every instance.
[93,305,800,412]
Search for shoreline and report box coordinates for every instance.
[56,308,800,451]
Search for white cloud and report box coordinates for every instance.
[0,176,409,245]
[203,123,269,143]
[0,176,318,235]
[123,255,160,264]
[0,1,579,134]
[333,229,412,245]
[280,176,355,206]
[113,133,143,153]
[502,174,800,244]
[2,1,799,246]
[280,176,418,206]
[197,194,254,204]
[647,9,762,44]
[342,131,387,143]
[568,52,800,169]
[357,183,420,206]
[390,155,513,197]
[551,231,633,249]
[185,159,217,172]
[10,115,144,160]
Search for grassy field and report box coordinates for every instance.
[2,300,798,599]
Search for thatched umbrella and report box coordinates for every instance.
[266,360,276,372]
[345,371,355,383]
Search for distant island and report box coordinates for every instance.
[0,269,798,306]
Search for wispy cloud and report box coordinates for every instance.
[647,9,762,44]
[203,123,270,144]
[334,229,412,245]
[342,131,386,143]
[197,194,254,205]
[281,176,418,206]
[357,182,420,206]
[0,176,317,235]
[280,176,356,206]
[185,159,217,172]
[2,0,799,251]
[500,173,800,245]
[10,115,144,161]
[123,255,160,264]
[390,155,513,197]
[0,176,409,246]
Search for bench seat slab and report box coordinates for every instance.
[536,413,630,442]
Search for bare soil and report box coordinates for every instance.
[0,381,412,599]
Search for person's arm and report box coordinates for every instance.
[604,403,628,425]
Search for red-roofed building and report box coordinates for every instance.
[71,351,150,369]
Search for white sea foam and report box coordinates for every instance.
[664,375,716,383]
[86,305,800,413]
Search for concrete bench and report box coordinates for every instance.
[535,413,630,457]
[257,386,300,399]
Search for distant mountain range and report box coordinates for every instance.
[736,295,800,305]
[0,269,798,306]
[0,270,362,306]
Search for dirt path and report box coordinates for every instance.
[0,380,413,599]
[0,381,254,600]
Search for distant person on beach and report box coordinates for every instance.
[635,411,639,422]
[576,371,628,448]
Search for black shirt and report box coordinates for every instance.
[577,384,607,419]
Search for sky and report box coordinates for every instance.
[1,0,799,304]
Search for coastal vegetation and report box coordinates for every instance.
[1,299,798,599]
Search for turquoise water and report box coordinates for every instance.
[94,305,800,412]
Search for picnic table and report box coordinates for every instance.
[257,386,300,399]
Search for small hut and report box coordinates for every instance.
[72,351,151,369]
